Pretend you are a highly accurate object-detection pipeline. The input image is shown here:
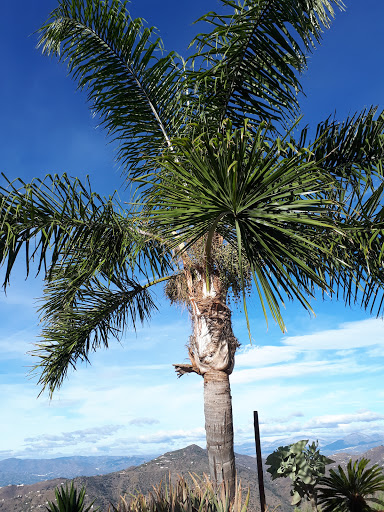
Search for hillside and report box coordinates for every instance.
[0,455,150,487]
[1,444,384,512]
[2,432,382,487]
[0,445,290,512]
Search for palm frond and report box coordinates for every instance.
[38,0,187,177]
[32,266,169,396]
[282,109,384,316]
[317,458,384,512]
[188,0,344,131]
[0,173,175,395]
[334,176,384,316]
[301,107,384,179]
[142,121,352,331]
[0,173,174,288]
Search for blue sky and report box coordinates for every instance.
[1,0,384,460]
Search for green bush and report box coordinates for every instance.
[46,481,99,512]
[109,474,249,512]
[317,458,384,512]
[266,439,333,510]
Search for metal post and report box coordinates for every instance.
[254,411,266,512]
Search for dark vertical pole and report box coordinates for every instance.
[254,411,266,512]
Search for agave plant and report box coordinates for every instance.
[109,473,250,512]
[317,458,384,512]
[46,482,98,512]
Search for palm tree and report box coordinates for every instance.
[317,458,384,512]
[2,0,384,496]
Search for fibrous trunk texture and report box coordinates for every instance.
[186,269,238,376]
[204,370,236,497]
[174,267,238,496]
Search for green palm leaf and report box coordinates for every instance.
[303,107,384,178]
[33,266,166,396]
[188,0,344,131]
[317,458,384,512]
[142,121,352,330]
[0,173,173,287]
[38,0,187,176]
[0,173,175,394]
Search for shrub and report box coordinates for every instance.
[266,439,333,510]
[46,481,98,512]
[109,474,249,512]
[317,458,384,512]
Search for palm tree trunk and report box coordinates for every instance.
[204,369,236,496]
[173,268,239,496]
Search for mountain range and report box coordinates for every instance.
[1,431,382,488]
[0,455,150,487]
[0,445,291,512]
[235,431,384,456]
[1,441,384,512]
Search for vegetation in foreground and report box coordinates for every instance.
[317,458,384,512]
[47,451,384,512]
[267,441,384,512]
[46,481,99,512]
[266,440,334,510]
[109,474,249,512]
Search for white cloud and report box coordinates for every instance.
[0,329,36,359]
[137,427,206,445]
[24,425,124,447]
[282,318,384,351]
[304,411,384,429]
[128,417,160,426]
[235,345,297,367]
[2,311,384,459]
[231,358,379,384]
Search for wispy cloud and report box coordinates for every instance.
[231,358,380,384]
[128,417,160,426]
[0,329,37,360]
[236,345,298,367]
[282,318,384,351]
[22,425,125,454]
[137,427,206,445]
[232,318,384,385]
[304,411,384,429]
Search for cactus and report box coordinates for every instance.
[266,440,333,511]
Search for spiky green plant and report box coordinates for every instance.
[46,482,98,512]
[317,458,384,512]
[109,474,249,512]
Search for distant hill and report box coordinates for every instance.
[321,433,384,455]
[0,445,291,512]
[1,431,382,487]
[0,455,151,486]
[236,432,384,457]
[1,442,384,512]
